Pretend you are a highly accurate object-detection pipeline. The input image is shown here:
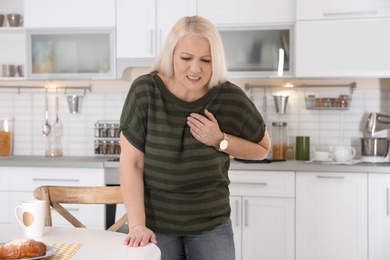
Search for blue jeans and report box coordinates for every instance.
[155,219,235,260]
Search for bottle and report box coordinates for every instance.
[272,122,287,160]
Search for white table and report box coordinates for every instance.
[0,225,161,260]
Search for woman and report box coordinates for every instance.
[119,16,271,260]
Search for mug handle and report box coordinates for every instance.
[350,147,356,159]
[328,153,334,160]
[19,16,24,26]
[14,206,25,227]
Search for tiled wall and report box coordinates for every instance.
[0,87,389,159]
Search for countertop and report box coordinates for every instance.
[1,156,390,173]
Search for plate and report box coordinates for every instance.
[0,245,58,260]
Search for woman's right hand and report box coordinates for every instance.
[123,225,157,247]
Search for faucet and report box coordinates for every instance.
[366,113,390,134]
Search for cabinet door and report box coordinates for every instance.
[296,172,367,260]
[156,0,197,54]
[369,174,390,260]
[197,0,294,25]
[295,18,390,77]
[116,0,156,59]
[242,197,294,260]
[117,0,197,59]
[297,0,390,20]
[25,0,115,28]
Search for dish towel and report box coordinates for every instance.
[47,243,83,260]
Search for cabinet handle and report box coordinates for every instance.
[33,178,80,182]
[244,199,248,227]
[233,181,268,186]
[235,200,240,227]
[150,30,154,55]
[323,10,377,17]
[387,188,389,216]
[158,29,162,54]
[316,176,345,179]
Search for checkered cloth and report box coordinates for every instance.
[46,243,82,260]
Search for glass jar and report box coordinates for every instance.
[286,146,295,160]
[306,95,315,109]
[45,138,62,157]
[0,118,14,157]
[272,122,287,160]
[339,95,349,108]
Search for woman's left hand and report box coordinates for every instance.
[187,109,223,148]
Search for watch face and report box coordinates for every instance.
[220,139,228,150]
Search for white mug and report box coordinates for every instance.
[15,200,46,238]
[314,151,334,162]
[332,145,356,163]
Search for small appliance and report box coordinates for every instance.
[361,113,390,163]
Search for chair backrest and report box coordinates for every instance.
[33,185,127,232]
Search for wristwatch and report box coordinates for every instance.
[218,132,229,151]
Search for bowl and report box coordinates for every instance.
[361,138,389,157]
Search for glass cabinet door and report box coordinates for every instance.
[218,25,294,78]
[26,28,115,79]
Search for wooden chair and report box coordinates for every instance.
[34,185,127,232]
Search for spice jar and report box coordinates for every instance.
[272,122,287,160]
[339,95,349,108]
[306,95,315,109]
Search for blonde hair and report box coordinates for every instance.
[152,16,228,88]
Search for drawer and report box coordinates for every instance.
[6,167,105,191]
[229,170,295,197]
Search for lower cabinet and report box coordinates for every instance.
[296,171,368,260]
[0,167,106,229]
[368,173,390,260]
[229,170,295,260]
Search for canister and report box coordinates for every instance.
[272,122,287,160]
[0,118,14,156]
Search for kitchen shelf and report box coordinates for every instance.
[305,96,352,110]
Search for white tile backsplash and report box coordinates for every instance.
[1,88,389,158]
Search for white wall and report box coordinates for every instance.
[1,76,389,158]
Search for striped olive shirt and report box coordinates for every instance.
[120,72,266,235]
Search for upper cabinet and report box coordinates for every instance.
[295,18,390,77]
[197,0,295,25]
[219,26,294,78]
[116,0,197,75]
[26,28,116,80]
[297,0,390,21]
[24,0,115,28]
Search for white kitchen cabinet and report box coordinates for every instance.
[197,0,294,25]
[0,167,106,229]
[296,171,367,260]
[368,173,390,260]
[116,0,196,74]
[295,18,390,77]
[297,0,390,21]
[229,170,295,260]
[24,0,115,28]
[25,28,116,80]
